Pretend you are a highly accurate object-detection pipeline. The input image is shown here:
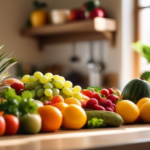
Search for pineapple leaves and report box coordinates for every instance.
[0,45,4,50]
[0,45,17,82]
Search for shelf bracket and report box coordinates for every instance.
[102,31,116,47]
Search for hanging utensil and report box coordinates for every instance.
[70,42,80,62]
[87,42,95,69]
[94,41,105,72]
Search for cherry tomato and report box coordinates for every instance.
[4,114,19,135]
[81,90,93,98]
[51,95,64,104]
[108,88,114,94]
[0,111,6,136]
[100,89,109,97]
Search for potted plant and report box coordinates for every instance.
[133,41,150,82]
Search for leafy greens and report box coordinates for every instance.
[0,88,38,117]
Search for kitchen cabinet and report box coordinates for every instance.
[21,17,116,50]
[1,124,150,150]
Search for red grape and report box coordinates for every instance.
[91,93,103,103]
[93,104,105,111]
[81,101,87,108]
[99,99,113,108]
[110,106,115,112]
[105,107,113,112]
[100,89,109,97]
[107,94,119,104]
[86,98,98,109]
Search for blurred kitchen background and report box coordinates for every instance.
[0,0,149,90]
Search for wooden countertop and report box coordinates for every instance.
[1,124,150,150]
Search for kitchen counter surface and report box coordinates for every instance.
[1,124,150,150]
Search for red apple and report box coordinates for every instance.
[68,9,79,21]
[88,8,105,19]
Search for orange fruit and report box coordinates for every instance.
[62,104,87,129]
[52,102,68,111]
[51,95,64,104]
[64,97,81,106]
[140,102,150,123]
[38,105,62,132]
[136,97,150,109]
[116,100,139,124]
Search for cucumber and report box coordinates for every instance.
[85,110,123,127]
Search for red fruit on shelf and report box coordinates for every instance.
[11,82,24,93]
[100,89,109,98]
[88,8,105,19]
[81,90,93,98]
[91,93,103,103]
[86,98,98,109]
[99,99,113,108]
[93,104,105,111]
[105,107,113,112]
[77,9,85,20]
[108,88,113,94]
[68,9,79,21]
[107,94,119,104]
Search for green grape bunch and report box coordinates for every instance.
[21,71,82,102]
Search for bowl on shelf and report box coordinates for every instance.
[49,9,70,25]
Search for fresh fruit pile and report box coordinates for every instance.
[81,87,121,112]
[68,0,105,22]
[3,66,150,137]
[21,71,82,102]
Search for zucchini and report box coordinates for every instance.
[85,110,123,127]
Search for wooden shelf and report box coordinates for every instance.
[21,17,116,49]
[1,125,150,150]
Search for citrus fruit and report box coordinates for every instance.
[64,97,81,106]
[140,102,150,123]
[136,97,150,109]
[62,104,87,129]
[38,105,62,132]
[116,100,139,123]
[52,102,68,111]
[51,95,64,104]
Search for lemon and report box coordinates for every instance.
[116,100,139,124]
[62,104,87,129]
[136,97,150,109]
[140,102,150,123]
